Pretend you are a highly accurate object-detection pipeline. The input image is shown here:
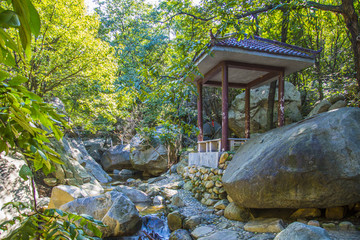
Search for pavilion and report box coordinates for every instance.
[190,35,319,154]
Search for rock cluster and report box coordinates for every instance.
[100,127,176,176]
[60,190,142,237]
[307,95,347,118]
[47,137,108,196]
[0,154,41,222]
[229,81,302,137]
[223,107,360,209]
[101,144,132,171]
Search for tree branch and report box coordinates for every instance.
[178,11,216,21]
[234,1,343,20]
[235,4,277,19]
[163,11,216,23]
[306,1,343,13]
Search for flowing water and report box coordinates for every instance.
[103,174,170,240]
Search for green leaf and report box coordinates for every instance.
[0,141,8,154]
[12,115,35,135]
[48,154,63,165]
[37,149,47,161]
[69,223,76,238]
[1,46,15,67]
[12,0,32,52]
[19,164,33,180]
[46,227,63,240]
[87,222,102,238]
[0,28,19,52]
[55,209,64,217]
[52,125,63,140]
[25,0,40,37]
[0,70,9,80]
[23,90,42,102]
[33,157,43,171]
[0,10,20,28]
[9,76,28,86]
[30,145,37,153]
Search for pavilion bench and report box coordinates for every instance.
[197,138,248,152]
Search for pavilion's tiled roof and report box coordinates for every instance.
[209,35,319,59]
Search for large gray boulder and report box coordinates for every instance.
[84,138,107,163]
[328,100,347,111]
[223,107,360,209]
[307,100,331,118]
[59,191,115,219]
[229,81,302,137]
[0,154,38,222]
[49,97,111,184]
[274,222,331,240]
[114,185,151,203]
[102,194,142,236]
[131,145,168,176]
[65,138,112,184]
[48,185,89,209]
[60,191,142,237]
[130,128,175,176]
[101,145,132,171]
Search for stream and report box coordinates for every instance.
[102,174,171,240]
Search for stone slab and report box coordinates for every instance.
[189,152,220,168]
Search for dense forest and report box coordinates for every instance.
[0,0,359,238]
[2,0,359,142]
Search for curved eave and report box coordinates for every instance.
[186,46,315,86]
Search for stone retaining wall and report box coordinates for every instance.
[180,153,232,209]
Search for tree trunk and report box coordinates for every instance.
[267,6,289,130]
[267,81,277,130]
[340,0,360,91]
[308,0,360,91]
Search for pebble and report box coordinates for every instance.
[339,221,356,231]
[184,215,202,230]
[191,226,215,239]
[244,218,285,233]
[215,210,224,216]
[322,222,337,230]
[205,181,214,189]
[307,220,320,227]
[139,169,360,240]
[153,195,164,205]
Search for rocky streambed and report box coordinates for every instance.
[94,166,360,240]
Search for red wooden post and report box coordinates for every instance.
[197,81,203,141]
[221,64,229,151]
[278,71,285,127]
[245,87,251,138]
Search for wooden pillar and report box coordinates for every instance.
[245,87,251,138]
[278,71,285,127]
[221,64,229,151]
[197,81,203,141]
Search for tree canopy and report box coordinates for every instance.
[1,0,359,142]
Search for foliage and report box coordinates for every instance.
[0,0,104,239]
[95,0,198,147]
[0,0,67,173]
[0,202,104,239]
[11,0,120,132]
[156,0,359,109]
[0,72,67,174]
[93,0,359,143]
